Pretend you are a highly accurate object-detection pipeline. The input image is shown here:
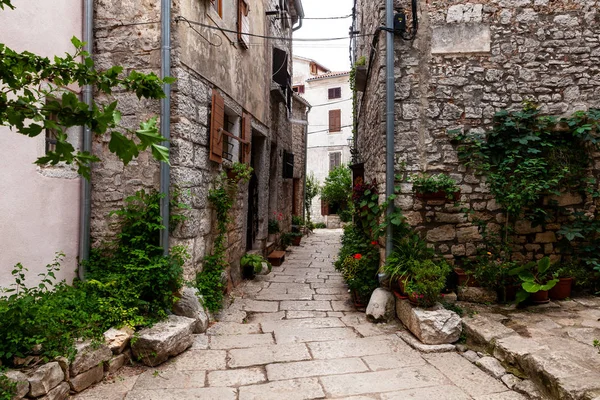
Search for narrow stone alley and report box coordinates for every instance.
[75,229,524,400]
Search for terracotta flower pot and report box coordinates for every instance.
[530,290,550,304]
[549,277,573,301]
[292,236,302,246]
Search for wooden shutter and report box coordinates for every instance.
[210,90,225,163]
[238,0,250,48]
[329,109,341,132]
[329,152,341,171]
[321,199,329,216]
[241,111,252,164]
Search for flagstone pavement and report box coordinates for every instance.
[74,229,525,400]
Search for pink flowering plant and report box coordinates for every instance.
[405,259,451,308]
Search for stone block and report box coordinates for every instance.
[396,299,462,345]
[476,356,506,379]
[105,352,130,374]
[273,327,359,344]
[456,226,482,243]
[238,377,324,400]
[426,225,456,242]
[172,287,209,334]
[3,370,29,399]
[462,314,516,347]
[432,23,491,54]
[366,288,396,322]
[228,343,311,368]
[131,315,195,367]
[69,364,104,392]
[104,326,134,354]
[501,374,522,390]
[457,286,498,303]
[396,330,456,353]
[38,382,70,400]
[266,358,368,381]
[28,362,64,397]
[208,367,266,387]
[209,333,275,349]
[70,341,112,376]
[534,232,557,243]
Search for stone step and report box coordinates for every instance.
[267,250,286,266]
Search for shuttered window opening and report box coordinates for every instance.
[329,152,341,171]
[240,112,251,164]
[293,85,305,94]
[283,151,294,179]
[210,90,225,163]
[211,0,223,18]
[328,87,341,99]
[238,0,250,48]
[328,109,341,133]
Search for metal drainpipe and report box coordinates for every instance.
[159,0,172,255]
[385,0,395,259]
[302,105,312,222]
[78,0,94,280]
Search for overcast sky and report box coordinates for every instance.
[292,0,354,72]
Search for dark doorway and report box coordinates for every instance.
[246,172,259,251]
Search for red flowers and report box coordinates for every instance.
[371,241,378,246]
[353,254,362,260]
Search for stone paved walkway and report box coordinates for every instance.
[75,229,524,400]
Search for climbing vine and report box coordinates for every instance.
[195,163,252,313]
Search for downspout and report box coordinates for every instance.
[385,0,395,258]
[302,104,312,222]
[159,0,172,255]
[78,0,94,279]
[292,0,304,31]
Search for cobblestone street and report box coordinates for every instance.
[75,229,524,400]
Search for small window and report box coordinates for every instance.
[45,121,58,154]
[328,87,342,100]
[310,62,317,75]
[238,0,250,48]
[211,0,223,18]
[293,85,305,94]
[329,152,341,171]
[328,109,341,133]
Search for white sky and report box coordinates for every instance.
[292,0,354,72]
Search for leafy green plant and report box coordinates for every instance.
[314,222,326,229]
[304,172,320,225]
[0,368,16,400]
[268,219,281,235]
[339,252,379,304]
[594,339,600,353]
[292,215,304,226]
[384,233,435,282]
[321,165,353,218]
[240,254,271,278]
[229,162,253,182]
[509,257,559,304]
[409,173,459,198]
[405,259,452,308]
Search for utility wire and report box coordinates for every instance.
[308,124,352,134]
[309,98,351,107]
[175,15,373,42]
[280,14,352,20]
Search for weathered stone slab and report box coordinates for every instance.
[475,392,528,400]
[476,356,507,379]
[70,341,112,376]
[4,370,29,399]
[104,327,134,355]
[228,343,311,368]
[172,287,209,333]
[361,351,426,371]
[463,314,516,347]
[380,385,471,400]
[134,369,206,390]
[353,322,401,337]
[254,291,313,301]
[396,330,456,353]
[462,350,480,363]
[266,358,368,381]
[286,310,327,319]
[280,300,332,311]
[274,326,359,344]
[238,377,324,400]
[493,336,548,366]
[39,382,70,400]
[216,309,247,323]
[331,300,355,311]
[513,379,544,400]
[105,352,129,374]
[125,388,236,400]
[207,367,266,387]
[190,334,209,350]
[172,350,227,370]
[209,333,274,349]
[69,364,104,392]
[206,322,261,335]
[319,366,449,397]
[423,353,508,397]
[247,311,286,322]
[261,317,345,333]
[233,299,279,313]
[366,288,395,322]
[131,315,195,367]
[28,362,64,397]
[501,374,522,390]
[432,23,491,54]
[309,337,398,359]
[457,286,498,303]
[396,299,462,344]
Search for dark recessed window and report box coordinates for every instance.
[328,87,341,100]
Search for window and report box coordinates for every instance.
[328,87,342,99]
[328,109,341,133]
[310,62,317,75]
[211,0,223,18]
[238,0,250,48]
[45,113,58,154]
[329,152,341,171]
[293,85,305,94]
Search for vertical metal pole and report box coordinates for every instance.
[79,0,94,279]
[385,0,395,258]
[159,0,172,255]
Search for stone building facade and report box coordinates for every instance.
[92,0,306,285]
[353,0,600,262]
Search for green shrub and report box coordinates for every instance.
[314,222,326,229]
[240,254,271,279]
[405,259,451,308]
[409,173,459,197]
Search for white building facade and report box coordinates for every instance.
[292,57,352,225]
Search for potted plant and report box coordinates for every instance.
[288,231,303,246]
[410,173,460,201]
[240,253,271,279]
[509,257,559,304]
[340,252,379,307]
[548,264,574,300]
[404,259,451,308]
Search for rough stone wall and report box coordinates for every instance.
[292,98,309,217]
[91,0,162,246]
[356,0,600,263]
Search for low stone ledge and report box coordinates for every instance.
[70,341,112,377]
[104,327,134,354]
[396,298,462,345]
[131,315,195,367]
[39,382,69,400]
[69,364,104,392]
[4,370,29,399]
[28,362,64,397]
[396,330,456,353]
[462,314,516,348]
[173,287,210,334]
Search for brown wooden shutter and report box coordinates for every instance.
[329,109,341,132]
[241,111,252,164]
[321,199,329,216]
[210,90,225,163]
[238,0,250,48]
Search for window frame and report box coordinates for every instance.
[328,87,342,100]
[211,0,223,18]
[328,109,342,133]
[329,151,342,171]
[238,0,250,48]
